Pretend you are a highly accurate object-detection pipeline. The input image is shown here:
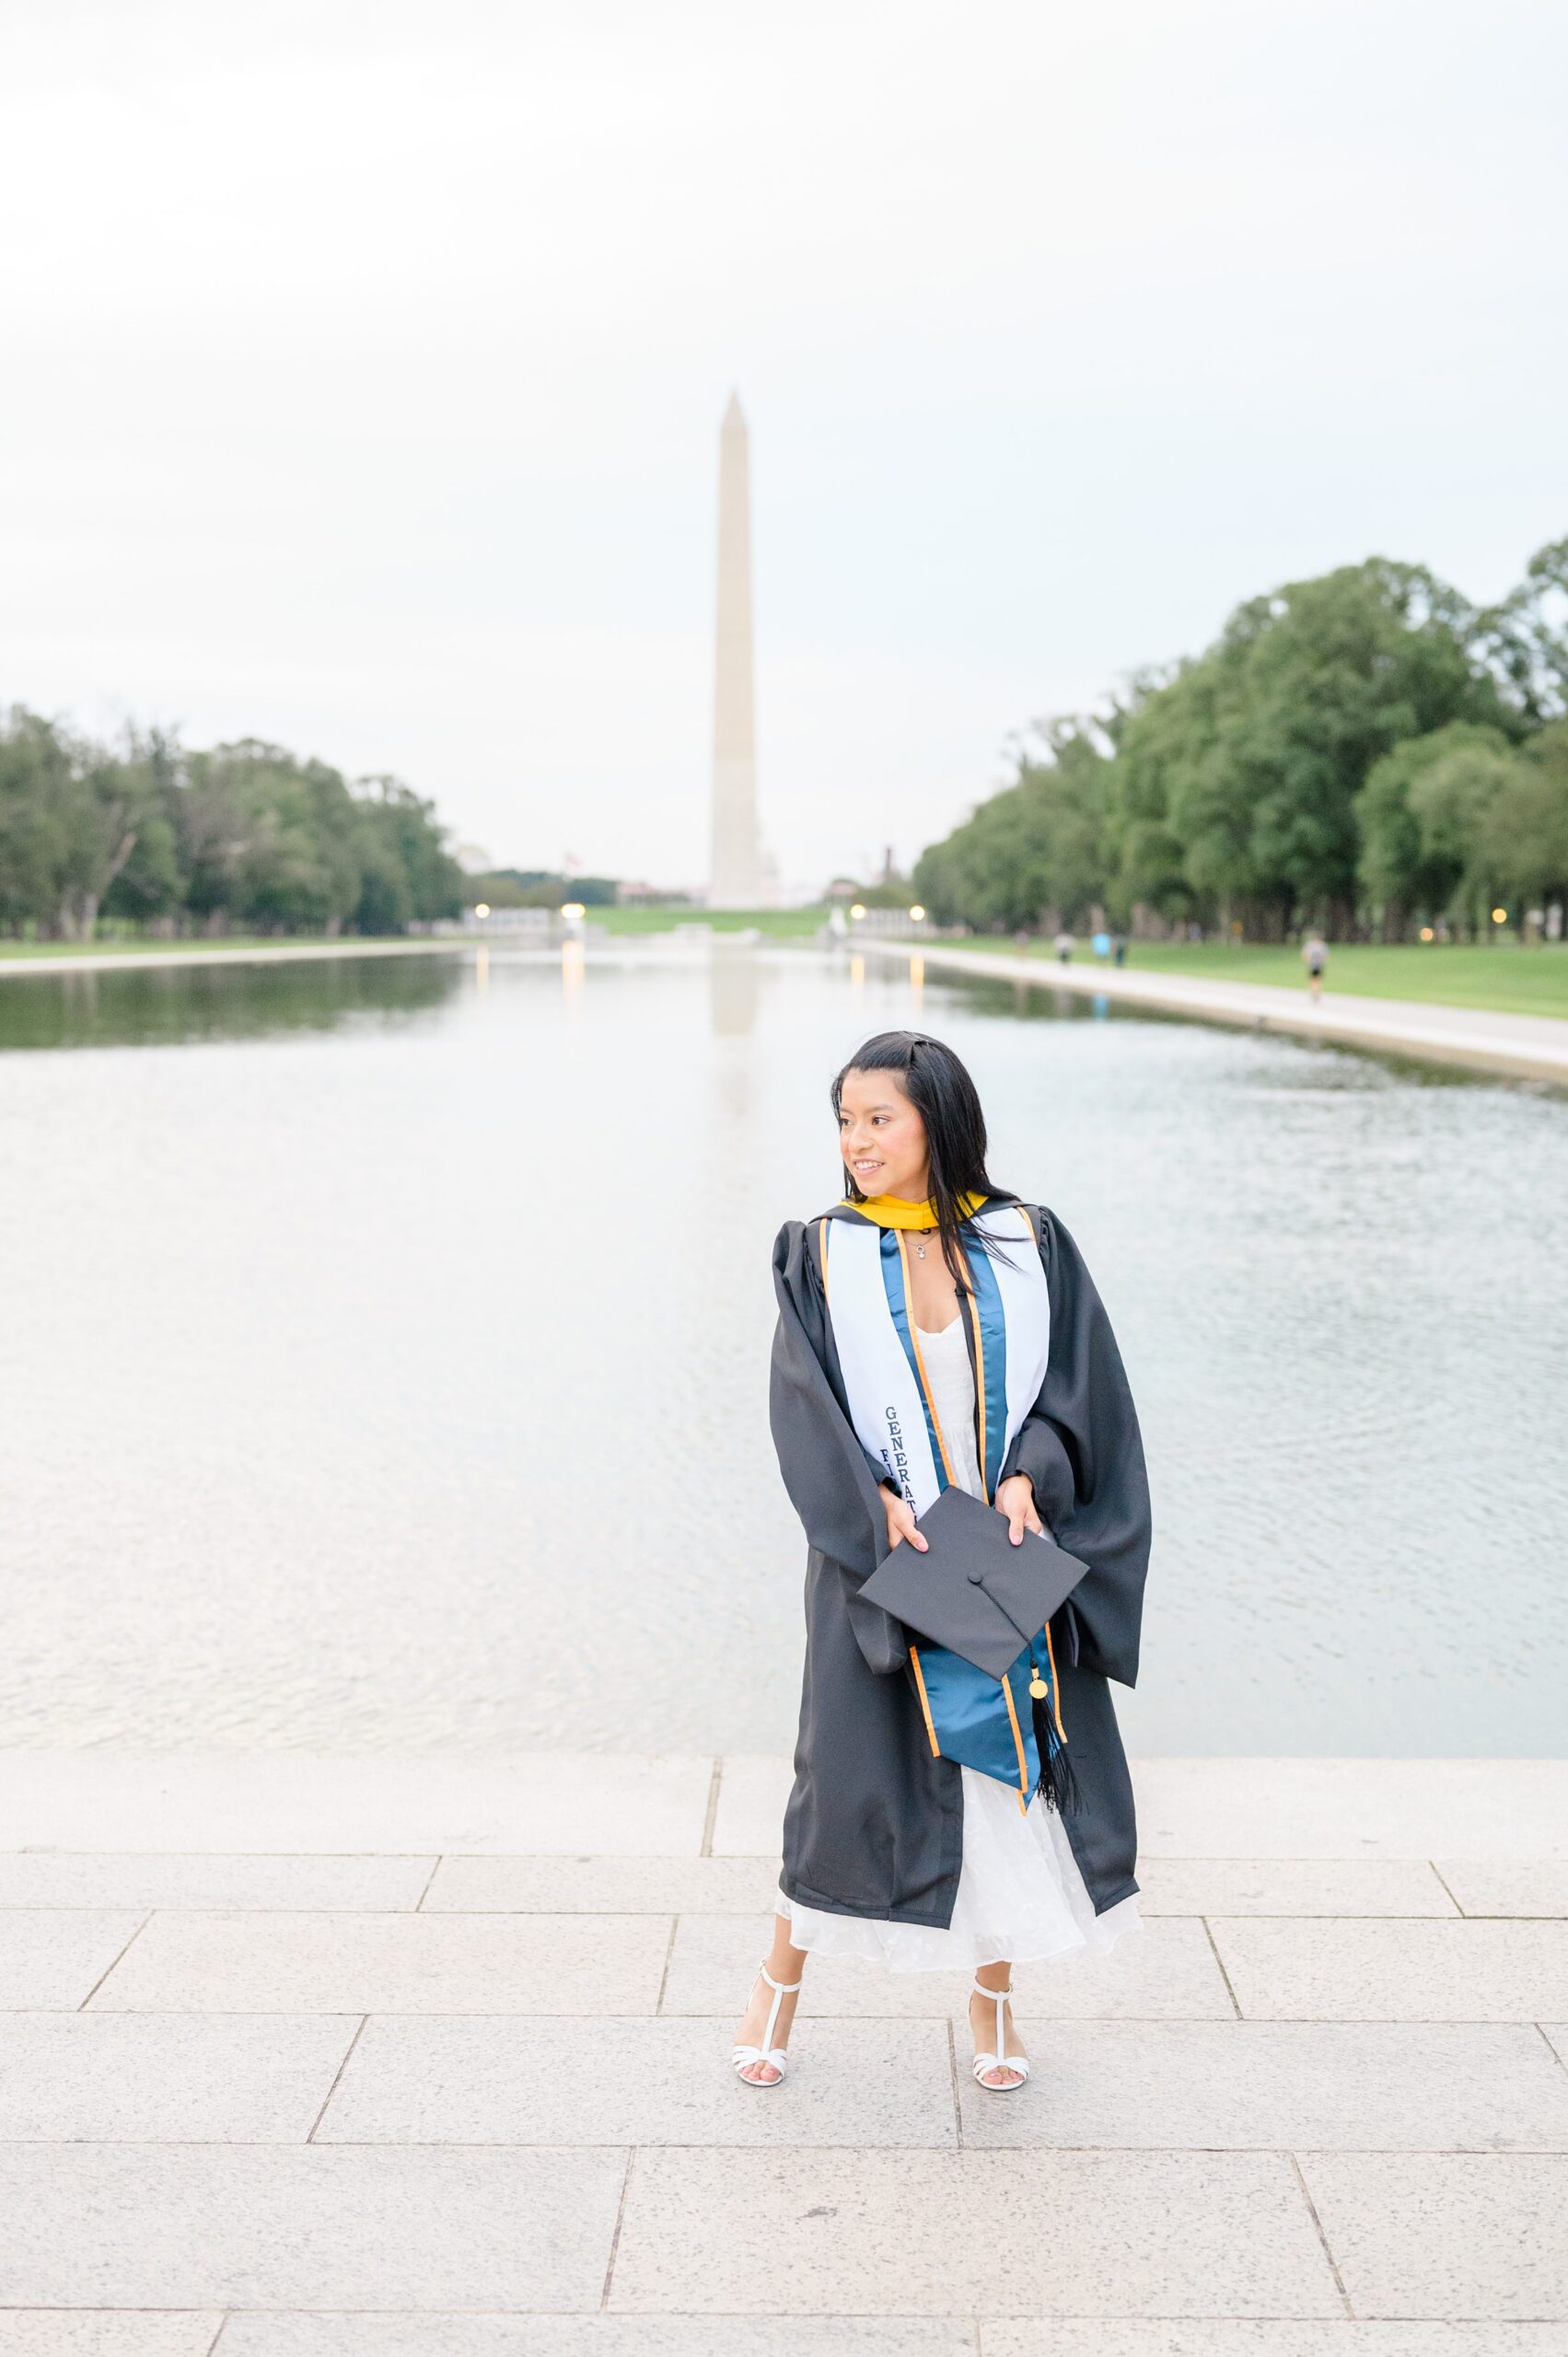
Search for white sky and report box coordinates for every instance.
[2,0,1564,893]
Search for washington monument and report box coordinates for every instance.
[708,392,772,907]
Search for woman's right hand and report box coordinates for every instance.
[879,1484,928,1553]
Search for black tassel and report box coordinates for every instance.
[1031,1689,1082,1816]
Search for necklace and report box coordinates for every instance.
[912,1237,928,1260]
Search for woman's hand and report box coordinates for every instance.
[878,1483,928,1553]
[996,1472,1045,1547]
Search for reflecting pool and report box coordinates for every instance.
[2,941,1563,1755]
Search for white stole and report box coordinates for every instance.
[821,1203,1050,1515]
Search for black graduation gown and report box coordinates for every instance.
[769,1199,1151,1928]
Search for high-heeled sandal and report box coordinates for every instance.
[731,1958,802,2086]
[970,1977,1029,2090]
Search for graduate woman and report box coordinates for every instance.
[732,1028,1152,2091]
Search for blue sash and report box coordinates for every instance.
[821,1204,1071,1811]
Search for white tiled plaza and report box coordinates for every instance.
[2,1750,1566,2355]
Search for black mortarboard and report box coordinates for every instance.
[859,1482,1087,1678]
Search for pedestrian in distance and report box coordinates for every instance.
[1053,929,1074,964]
[1302,933,1328,1004]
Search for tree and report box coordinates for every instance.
[1474,538,1568,729]
[0,711,466,939]
[1479,722,1568,921]
[352,777,465,929]
[912,721,1112,932]
[0,708,149,939]
[1404,734,1522,936]
[1172,560,1503,936]
[102,732,185,924]
[922,552,1529,943]
[1358,723,1520,937]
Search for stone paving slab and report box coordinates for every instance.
[214,2321,981,2356]
[0,937,464,982]
[0,1753,714,1857]
[1132,1859,1458,1917]
[1436,1862,1568,1917]
[981,2328,1568,2355]
[1298,2152,1568,2320]
[0,2322,221,2356]
[1131,1760,1568,1861]
[317,2014,958,2146]
[955,2020,1568,2151]
[0,1910,144,2008]
[607,2146,1342,2316]
[711,1757,1568,1862]
[423,1856,783,1914]
[0,2012,356,2141]
[0,1853,436,1911]
[86,1910,672,2015]
[2,1755,1564,2343]
[0,2142,627,2309]
[12,2322,1565,2357]
[1208,1917,1568,2021]
[660,1912,1233,2020]
[373,1854,1479,1920]
[709,1755,793,1855]
[6,1752,1566,1862]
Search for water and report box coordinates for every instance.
[2,941,1563,1757]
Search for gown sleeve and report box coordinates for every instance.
[997,1207,1151,1687]
[769,1218,907,1677]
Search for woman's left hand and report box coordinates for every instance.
[995,1473,1044,1547]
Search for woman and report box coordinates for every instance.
[732,1028,1152,2092]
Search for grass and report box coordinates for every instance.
[590,904,827,939]
[934,936,1568,1020]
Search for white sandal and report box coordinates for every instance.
[970,1977,1029,2090]
[731,1958,801,2086]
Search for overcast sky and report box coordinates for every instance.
[3,0,1564,893]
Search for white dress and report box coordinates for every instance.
[776,1314,1144,1972]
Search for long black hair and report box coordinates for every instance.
[831,1029,1021,1294]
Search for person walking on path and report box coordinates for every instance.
[1302,933,1328,1003]
[732,1028,1152,2094]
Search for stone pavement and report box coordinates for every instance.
[0,942,466,982]
[1,1750,1566,2355]
[859,937,1568,1087]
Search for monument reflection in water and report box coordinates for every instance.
[1,941,1563,1759]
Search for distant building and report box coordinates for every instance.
[616,878,697,906]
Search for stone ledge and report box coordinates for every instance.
[3,1753,1562,1862]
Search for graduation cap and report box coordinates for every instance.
[861,1484,1089,1811]
[862,1483,1087,1678]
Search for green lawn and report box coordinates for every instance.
[592,904,827,939]
[939,937,1568,1020]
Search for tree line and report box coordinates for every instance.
[0,711,467,940]
[912,541,1568,941]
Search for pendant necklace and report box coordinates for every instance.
[912,1235,927,1259]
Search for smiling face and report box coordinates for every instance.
[837,1067,930,1202]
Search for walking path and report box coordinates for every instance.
[0,939,466,981]
[2,1748,1565,2352]
[862,938,1568,1086]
